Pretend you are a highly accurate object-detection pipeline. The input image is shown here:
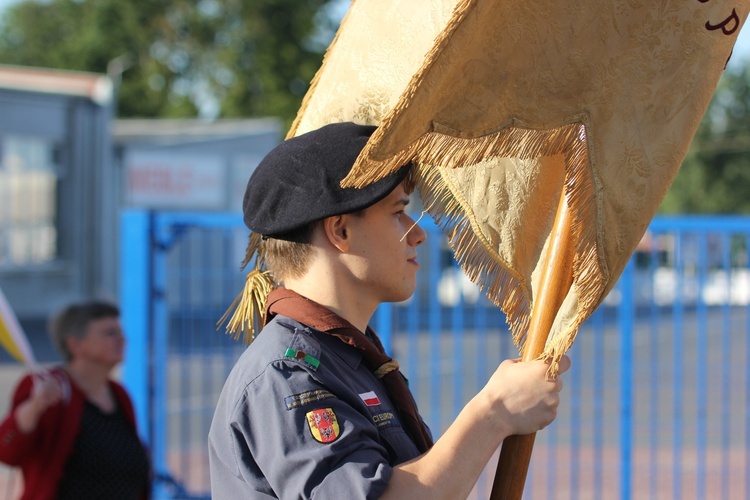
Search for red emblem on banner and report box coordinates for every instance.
[306,408,340,443]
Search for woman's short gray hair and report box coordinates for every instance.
[48,301,120,362]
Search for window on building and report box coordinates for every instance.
[0,135,58,267]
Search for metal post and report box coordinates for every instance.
[119,210,152,443]
[618,258,634,500]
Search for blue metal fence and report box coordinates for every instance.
[120,210,750,499]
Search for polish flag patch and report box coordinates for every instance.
[359,391,381,406]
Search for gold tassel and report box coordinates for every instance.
[217,231,275,344]
[217,268,276,344]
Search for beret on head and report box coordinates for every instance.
[243,122,410,238]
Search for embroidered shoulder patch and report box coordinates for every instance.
[284,389,336,410]
[306,408,340,443]
[284,348,320,369]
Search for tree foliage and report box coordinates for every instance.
[0,0,339,125]
[2,0,748,213]
[660,60,750,214]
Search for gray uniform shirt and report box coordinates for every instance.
[208,315,427,499]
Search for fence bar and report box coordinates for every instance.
[672,231,685,500]
[428,233,441,432]
[696,235,708,499]
[451,293,464,421]
[376,303,393,355]
[118,212,750,499]
[151,215,172,500]
[619,259,634,500]
[592,308,604,499]
[406,296,420,400]
[570,332,581,499]
[720,233,731,499]
[648,238,661,499]
[119,209,152,443]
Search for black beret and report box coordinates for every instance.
[243,122,410,238]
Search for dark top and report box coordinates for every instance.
[57,399,150,500]
[0,368,148,500]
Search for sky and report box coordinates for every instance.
[0,0,17,13]
[0,0,747,68]
[729,16,750,69]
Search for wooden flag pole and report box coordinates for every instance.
[489,187,575,500]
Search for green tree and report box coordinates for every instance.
[0,0,339,125]
[661,61,750,214]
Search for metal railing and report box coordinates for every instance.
[120,210,750,499]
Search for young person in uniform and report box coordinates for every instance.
[209,122,570,499]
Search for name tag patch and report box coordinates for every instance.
[306,408,340,443]
[284,389,335,410]
[372,411,396,428]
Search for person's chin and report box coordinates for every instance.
[390,285,416,303]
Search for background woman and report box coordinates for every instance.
[0,300,150,499]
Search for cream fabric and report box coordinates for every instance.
[289,0,749,367]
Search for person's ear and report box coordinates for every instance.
[323,215,350,252]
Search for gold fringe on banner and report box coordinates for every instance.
[400,122,608,372]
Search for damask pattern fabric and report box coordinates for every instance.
[289,0,749,370]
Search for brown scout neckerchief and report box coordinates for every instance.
[265,286,433,454]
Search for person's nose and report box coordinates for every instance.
[406,215,427,247]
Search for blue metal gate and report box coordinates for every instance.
[120,210,750,499]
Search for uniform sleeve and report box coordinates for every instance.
[0,374,39,465]
[225,361,393,499]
